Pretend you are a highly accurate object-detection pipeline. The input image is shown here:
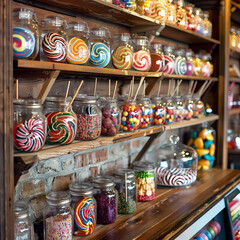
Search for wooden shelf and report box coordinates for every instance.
[228,149,240,154]
[229,77,240,82]
[229,108,240,115]
[163,73,218,81]
[14,115,219,164]
[230,46,240,58]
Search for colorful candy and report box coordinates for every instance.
[193,56,203,76]
[202,62,213,77]
[118,193,136,214]
[164,99,174,125]
[133,50,151,71]
[149,53,164,72]
[193,98,205,118]
[163,55,174,74]
[122,0,136,11]
[112,46,133,70]
[151,104,165,125]
[185,62,194,76]
[136,0,151,15]
[138,104,153,128]
[112,0,125,8]
[174,56,187,75]
[149,0,167,23]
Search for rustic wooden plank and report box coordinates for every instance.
[230,77,240,82]
[229,108,240,115]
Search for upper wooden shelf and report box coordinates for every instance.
[230,46,240,58]
[14,115,219,164]
[229,77,240,82]
[232,1,240,24]
[229,108,240,115]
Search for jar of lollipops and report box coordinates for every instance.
[183,94,194,120]
[185,49,194,76]
[137,96,153,128]
[163,45,175,75]
[13,7,39,60]
[193,95,205,118]
[149,42,165,72]
[151,96,165,125]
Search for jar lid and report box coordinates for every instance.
[132,36,149,46]
[14,201,29,220]
[91,27,111,38]
[43,15,66,27]
[99,96,117,103]
[14,99,42,109]
[75,95,98,104]
[13,8,35,20]
[46,191,71,206]
[68,21,89,33]
[173,95,183,100]
[164,45,174,54]
[203,11,209,17]
[151,42,162,50]
[93,176,115,188]
[186,49,193,58]
[175,49,185,57]
[133,161,155,171]
[151,96,162,101]
[45,96,71,104]
[183,94,193,100]
[69,182,93,197]
[137,95,151,104]
[114,169,134,178]
[113,33,131,42]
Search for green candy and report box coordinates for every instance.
[191,144,196,149]
[118,193,136,214]
[204,140,213,149]
[191,131,198,140]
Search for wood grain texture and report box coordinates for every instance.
[229,108,240,115]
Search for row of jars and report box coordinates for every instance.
[230,26,240,50]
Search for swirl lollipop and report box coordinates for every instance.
[185,62,193,76]
[133,50,151,71]
[150,1,167,23]
[149,53,164,72]
[42,32,68,62]
[174,56,187,75]
[163,55,174,74]
[112,46,133,70]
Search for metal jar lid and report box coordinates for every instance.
[45,96,71,107]
[14,201,29,220]
[92,176,115,189]
[46,191,71,206]
[133,161,155,171]
[69,182,93,197]
[114,169,135,179]
[75,95,98,104]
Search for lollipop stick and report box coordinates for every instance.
[200,80,213,97]
[94,78,98,96]
[188,80,193,94]
[157,77,163,97]
[65,81,71,99]
[113,81,118,99]
[131,76,135,98]
[167,79,171,97]
[128,80,132,100]
[16,79,19,100]
[171,80,182,97]
[197,81,208,97]
[109,79,111,97]
[133,77,145,101]
[191,81,198,95]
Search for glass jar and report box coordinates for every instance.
[133,161,156,201]
[121,99,141,131]
[93,176,118,224]
[149,0,168,24]
[166,0,176,25]
[15,201,34,240]
[195,8,203,34]
[43,97,77,145]
[173,95,186,122]
[112,33,133,70]
[184,94,194,120]
[132,36,151,71]
[192,53,203,76]
[193,95,205,118]
[202,11,212,37]
[185,49,194,76]
[40,15,68,62]
[13,8,39,60]
[113,0,126,8]
[117,94,129,109]
[114,169,137,214]
[163,45,175,74]
[231,27,238,48]
[89,27,111,68]
[151,96,165,125]
[73,95,102,140]
[175,0,187,29]
[99,97,121,136]
[174,49,187,75]
[163,96,175,124]
[149,42,165,72]
[186,4,196,31]
[136,0,152,16]
[137,96,153,128]
[122,0,137,10]
[69,183,96,236]
[201,53,213,77]
[13,99,47,152]
[43,191,73,240]
[156,135,198,187]
[67,21,89,65]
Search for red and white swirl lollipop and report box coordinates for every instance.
[133,50,151,71]
[163,55,175,74]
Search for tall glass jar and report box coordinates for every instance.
[133,161,156,202]
[43,191,73,240]
[193,95,205,118]
[43,97,77,145]
[230,27,238,48]
[149,42,165,72]
[69,183,96,236]
[40,15,68,62]
[89,27,111,68]
[163,45,175,74]
[112,33,133,70]
[15,201,34,240]
[202,11,212,37]
[175,0,187,29]
[13,99,47,152]
[73,95,102,140]
[186,4,196,31]
[195,8,203,34]
[93,176,118,224]
[151,96,165,125]
[163,96,175,124]
[201,53,213,77]
[137,96,153,128]
[184,94,194,120]
[173,95,186,122]
[166,0,176,25]
[149,0,168,24]
[174,49,187,75]
[67,21,89,65]
[13,8,39,60]
[132,36,151,71]
[114,169,137,214]
[185,49,194,76]
[136,0,152,16]
[192,53,203,76]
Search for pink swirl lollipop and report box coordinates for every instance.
[133,50,151,71]
[163,55,174,74]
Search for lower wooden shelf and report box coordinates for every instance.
[229,108,240,115]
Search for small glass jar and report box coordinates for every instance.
[166,0,176,24]
[183,94,194,120]
[136,0,152,16]
[89,27,111,68]
[163,96,175,124]
[151,96,165,125]
[175,0,187,29]
[15,201,34,240]
[40,15,68,62]
[149,0,168,24]
[173,95,186,122]
[192,53,203,76]
[195,8,203,34]
[132,36,151,71]
[174,49,187,75]
[201,53,213,77]
[73,95,102,140]
[149,42,165,72]
[13,99,47,152]
[69,183,96,236]
[112,33,133,70]
[13,8,39,60]
[186,4,196,31]
[193,95,205,118]
[163,45,175,74]
[137,96,153,128]
[202,11,212,37]
[185,49,194,76]
[67,21,89,65]
[114,169,137,214]
[43,191,73,240]
[93,176,118,224]
[122,0,137,11]
[133,161,156,202]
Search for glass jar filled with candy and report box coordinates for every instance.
[89,27,111,68]
[202,11,212,37]
[43,191,73,240]
[93,176,118,224]
[117,94,129,109]
[13,99,47,152]
[122,0,137,11]
[192,53,203,76]
[149,42,165,72]
[201,52,213,77]
[112,33,133,70]
[163,96,175,124]
[137,96,153,128]
[195,8,203,34]
[133,161,156,202]
[149,0,168,24]
[69,183,96,236]
[174,49,187,75]
[114,169,137,214]
[185,49,194,76]
[67,21,89,65]
[151,96,165,125]
[230,27,238,48]
[193,95,205,118]
[163,45,175,75]
[13,8,39,60]
[175,0,187,29]
[132,36,151,71]
[185,4,196,31]
[112,0,126,8]
[184,94,194,120]
[136,0,152,16]
[15,201,34,240]
[173,95,186,122]
[166,0,176,24]
[73,95,102,140]
[40,15,68,62]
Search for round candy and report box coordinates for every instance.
[174,56,187,75]
[149,53,164,72]
[149,1,167,22]
[42,32,68,62]
[67,37,89,64]
[210,220,221,234]
[133,50,151,71]
[207,227,216,238]
[193,237,203,240]
[200,230,212,240]
[202,63,213,77]
[185,62,193,76]
[198,233,208,240]
[89,42,110,68]
[13,27,35,59]
[163,55,174,74]
[112,46,133,70]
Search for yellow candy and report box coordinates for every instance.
[194,137,204,149]
[132,106,135,111]
[187,138,194,146]
[209,143,215,156]
[198,129,207,140]
[206,133,214,141]
[123,126,128,131]
[196,149,209,157]
[198,159,210,170]
[123,111,128,116]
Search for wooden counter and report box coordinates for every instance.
[76,169,240,240]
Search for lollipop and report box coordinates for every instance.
[67,37,89,64]
[163,55,174,74]
[185,62,193,76]
[13,27,35,59]
[202,63,213,77]
[89,42,110,68]
[174,56,187,75]
[112,46,133,70]
[149,53,164,72]
[149,1,167,23]
[42,32,68,62]
[133,50,151,71]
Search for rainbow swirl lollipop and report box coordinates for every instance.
[133,50,151,71]
[74,197,95,236]
[112,46,133,70]
[42,32,67,62]
[67,37,89,64]
[46,112,77,145]
[13,27,35,59]
[89,42,110,68]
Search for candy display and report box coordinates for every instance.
[195,8,203,34]
[175,0,187,28]
[166,0,176,24]
[151,96,165,125]
[185,49,194,76]
[149,0,167,23]
[193,96,205,118]
[202,11,212,37]
[136,0,152,16]
[137,96,153,128]
[122,0,137,10]
[163,96,174,124]
[186,4,196,31]
[163,45,175,74]
[174,49,187,75]
[231,27,238,48]
[201,52,213,77]
[113,0,126,8]
[173,95,187,122]
[149,42,165,72]
[193,54,203,76]
[184,94,194,120]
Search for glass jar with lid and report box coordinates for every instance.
[117,94,129,109]
[15,201,34,240]
[40,15,68,62]
[114,169,137,214]
[173,95,186,122]
[185,49,194,76]
[13,8,39,60]
[93,176,118,224]
[43,191,73,240]
[193,95,205,118]
[186,4,196,31]
[166,0,176,24]
[73,95,102,140]
[112,33,133,70]
[13,99,47,152]
[195,8,203,34]
[163,45,175,74]
[67,21,89,65]
[162,96,175,124]
[69,183,96,236]
[149,42,165,72]
[132,36,151,71]
[137,96,153,128]
[156,135,198,187]
[136,0,152,16]
[149,0,168,24]
[175,0,187,29]
[133,161,156,201]
[174,49,187,75]
[230,27,238,48]
[201,52,213,77]
[183,94,194,120]
[151,96,165,125]
[89,27,111,68]
[202,11,212,37]
[192,53,203,76]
